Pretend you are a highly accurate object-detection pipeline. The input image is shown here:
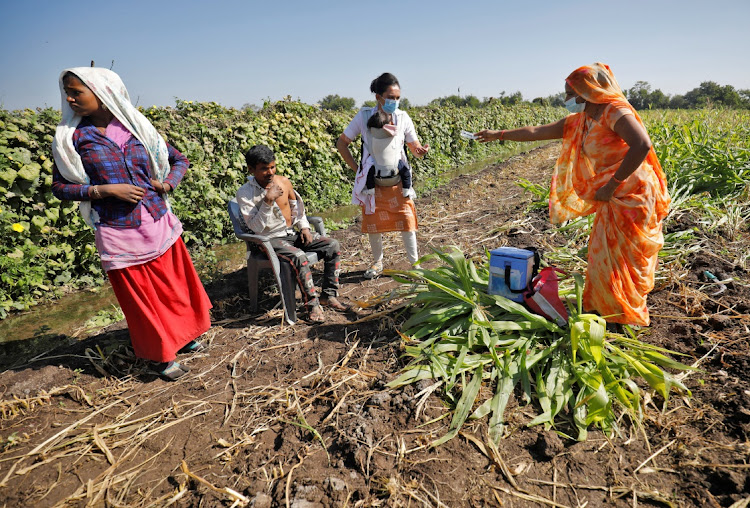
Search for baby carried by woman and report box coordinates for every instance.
[363,109,413,198]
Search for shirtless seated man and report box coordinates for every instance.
[236,144,347,322]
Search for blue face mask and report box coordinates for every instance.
[564,96,585,114]
[381,98,399,114]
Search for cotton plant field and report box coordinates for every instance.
[0,100,563,318]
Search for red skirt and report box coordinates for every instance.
[108,238,212,362]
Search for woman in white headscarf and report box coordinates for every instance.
[51,67,212,380]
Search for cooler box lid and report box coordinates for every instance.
[489,247,534,264]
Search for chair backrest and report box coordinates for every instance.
[227,198,250,236]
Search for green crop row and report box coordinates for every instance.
[0,100,564,318]
[641,109,750,201]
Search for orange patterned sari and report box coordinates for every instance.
[549,63,670,325]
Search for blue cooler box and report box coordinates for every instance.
[489,247,535,302]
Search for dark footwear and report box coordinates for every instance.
[320,297,350,312]
[178,340,206,354]
[605,322,624,334]
[155,361,189,381]
[306,304,326,323]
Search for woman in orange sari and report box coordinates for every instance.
[476,63,670,326]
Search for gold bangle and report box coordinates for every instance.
[611,174,624,184]
[92,185,102,199]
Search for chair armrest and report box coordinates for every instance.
[308,216,327,236]
[236,232,276,259]
[234,230,270,244]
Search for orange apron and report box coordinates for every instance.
[361,183,418,233]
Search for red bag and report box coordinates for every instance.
[524,267,569,326]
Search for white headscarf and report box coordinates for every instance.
[51,67,170,228]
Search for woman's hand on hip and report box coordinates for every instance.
[150,179,171,194]
[103,184,146,203]
[594,179,619,202]
[336,134,358,171]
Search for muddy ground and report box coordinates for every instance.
[1,143,750,507]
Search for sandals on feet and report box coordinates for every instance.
[320,297,350,312]
[155,361,189,381]
[364,263,383,279]
[306,305,326,323]
[178,340,206,354]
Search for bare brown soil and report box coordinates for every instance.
[2,143,750,507]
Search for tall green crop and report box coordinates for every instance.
[643,109,750,200]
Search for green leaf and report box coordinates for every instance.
[432,364,484,447]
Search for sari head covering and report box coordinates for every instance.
[52,67,170,227]
[565,62,626,105]
[549,63,671,326]
[549,62,669,224]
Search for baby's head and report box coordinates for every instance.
[367,109,390,129]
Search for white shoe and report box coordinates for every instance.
[364,263,383,279]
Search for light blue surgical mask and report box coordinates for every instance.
[564,96,585,114]
[381,98,399,114]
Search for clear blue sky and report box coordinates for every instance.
[1,0,749,111]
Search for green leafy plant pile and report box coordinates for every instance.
[0,100,562,317]
[386,248,692,445]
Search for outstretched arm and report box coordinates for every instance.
[475,118,566,143]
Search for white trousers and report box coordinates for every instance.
[368,231,418,266]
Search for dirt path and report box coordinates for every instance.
[2,143,750,507]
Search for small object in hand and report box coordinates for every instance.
[460,130,477,140]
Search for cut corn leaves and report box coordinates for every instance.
[386,246,691,446]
